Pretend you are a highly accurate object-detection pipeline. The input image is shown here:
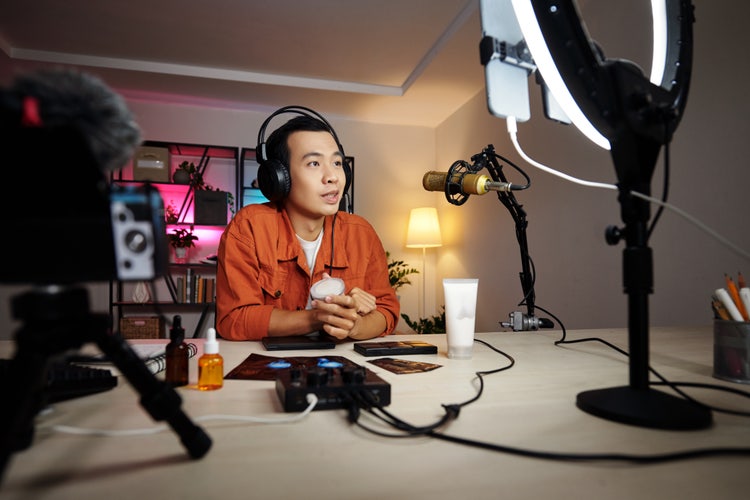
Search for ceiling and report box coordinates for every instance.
[0,0,487,128]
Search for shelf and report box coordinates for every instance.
[168,263,217,269]
[110,139,238,339]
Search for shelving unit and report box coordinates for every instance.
[109,141,239,339]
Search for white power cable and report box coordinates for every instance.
[506,116,617,191]
[506,117,750,262]
[48,393,319,437]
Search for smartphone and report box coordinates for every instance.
[353,340,437,357]
[262,334,336,351]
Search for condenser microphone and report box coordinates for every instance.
[423,171,518,195]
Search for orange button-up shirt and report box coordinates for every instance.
[215,203,399,340]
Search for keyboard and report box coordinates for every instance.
[0,358,118,404]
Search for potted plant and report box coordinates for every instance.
[168,227,199,263]
[165,200,179,224]
[401,307,446,334]
[387,251,419,292]
[174,160,216,188]
[172,161,195,185]
[386,251,445,334]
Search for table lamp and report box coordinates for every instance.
[406,207,442,319]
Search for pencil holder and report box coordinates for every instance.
[713,319,750,384]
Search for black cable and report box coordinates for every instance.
[427,431,750,463]
[346,335,750,463]
[553,325,750,417]
[491,151,531,189]
[328,212,337,276]
[647,132,671,240]
[516,254,536,309]
[531,303,564,331]
[350,339,515,438]
[650,381,750,417]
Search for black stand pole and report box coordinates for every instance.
[0,286,212,484]
[575,131,712,430]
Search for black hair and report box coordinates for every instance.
[265,114,335,167]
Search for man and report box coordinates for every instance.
[215,109,399,341]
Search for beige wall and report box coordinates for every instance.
[432,0,750,331]
[2,0,749,339]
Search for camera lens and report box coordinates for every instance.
[125,230,148,253]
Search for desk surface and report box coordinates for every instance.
[1,327,748,499]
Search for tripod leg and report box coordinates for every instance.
[1,286,211,487]
[88,313,212,458]
[0,341,56,484]
[1,286,97,484]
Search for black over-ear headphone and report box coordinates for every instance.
[255,105,352,208]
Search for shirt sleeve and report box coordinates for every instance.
[355,219,400,336]
[215,210,275,341]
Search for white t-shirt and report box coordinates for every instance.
[297,229,324,309]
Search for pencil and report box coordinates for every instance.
[724,274,749,321]
[712,296,731,320]
[738,271,747,289]
[715,287,744,321]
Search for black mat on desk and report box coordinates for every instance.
[225,353,358,380]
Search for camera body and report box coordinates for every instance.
[1,126,166,285]
[110,183,168,282]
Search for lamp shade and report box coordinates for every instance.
[406,207,442,248]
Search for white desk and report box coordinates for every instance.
[1,327,748,499]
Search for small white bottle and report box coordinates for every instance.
[198,327,223,391]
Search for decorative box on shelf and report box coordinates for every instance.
[119,316,165,339]
[133,146,171,182]
[194,190,229,225]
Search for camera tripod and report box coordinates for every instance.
[0,285,212,484]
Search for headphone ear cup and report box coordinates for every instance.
[257,159,291,201]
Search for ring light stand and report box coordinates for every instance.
[513,0,710,429]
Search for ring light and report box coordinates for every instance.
[481,0,709,430]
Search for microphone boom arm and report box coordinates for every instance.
[434,144,549,331]
[469,145,551,331]
[473,146,535,319]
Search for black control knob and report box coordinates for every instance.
[306,367,328,387]
[342,366,366,385]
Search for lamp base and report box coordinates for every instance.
[576,386,712,430]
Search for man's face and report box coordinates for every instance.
[284,130,345,220]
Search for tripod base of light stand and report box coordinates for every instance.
[576,386,712,430]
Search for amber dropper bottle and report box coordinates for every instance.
[198,327,223,390]
[165,315,189,387]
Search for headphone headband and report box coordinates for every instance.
[256,105,343,162]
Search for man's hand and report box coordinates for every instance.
[312,274,383,339]
[348,287,376,316]
[312,294,361,339]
